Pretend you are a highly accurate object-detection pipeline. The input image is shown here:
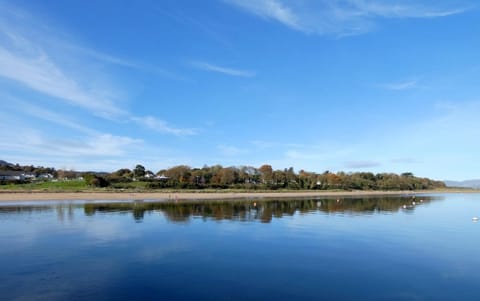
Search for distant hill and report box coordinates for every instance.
[444,179,480,189]
[0,160,13,167]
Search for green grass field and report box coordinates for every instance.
[0,180,89,191]
[0,180,161,192]
[1,180,473,193]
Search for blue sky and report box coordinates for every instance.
[0,0,478,180]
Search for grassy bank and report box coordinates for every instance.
[0,179,477,194]
[0,180,89,192]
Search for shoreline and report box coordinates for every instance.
[0,189,477,202]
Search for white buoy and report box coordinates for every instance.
[472,217,479,222]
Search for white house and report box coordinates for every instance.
[38,173,54,179]
[0,171,35,181]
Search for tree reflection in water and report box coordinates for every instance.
[82,196,440,223]
[0,196,441,223]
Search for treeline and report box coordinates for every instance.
[0,160,446,191]
[0,161,58,177]
[101,164,445,191]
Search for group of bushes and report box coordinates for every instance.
[4,163,445,191]
[83,174,445,191]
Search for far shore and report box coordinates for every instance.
[0,189,478,202]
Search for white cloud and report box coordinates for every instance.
[256,145,355,172]
[346,0,466,18]
[0,3,183,81]
[225,0,468,36]
[345,160,381,169]
[0,124,143,158]
[391,157,418,164]
[192,61,255,77]
[81,134,143,156]
[353,101,480,180]
[0,45,124,118]
[285,147,353,161]
[0,5,195,136]
[0,107,143,159]
[226,0,303,31]
[131,116,196,136]
[12,100,98,135]
[0,105,196,172]
[382,79,418,90]
[217,144,248,156]
[250,140,276,149]
[68,44,187,81]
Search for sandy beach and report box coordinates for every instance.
[0,189,472,202]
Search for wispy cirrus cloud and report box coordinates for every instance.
[0,5,195,136]
[382,79,418,90]
[12,100,195,144]
[217,144,248,156]
[347,0,467,18]
[225,0,469,36]
[0,3,183,80]
[10,100,99,135]
[192,61,255,77]
[0,103,144,159]
[0,45,125,118]
[68,45,187,81]
[0,123,143,158]
[391,157,418,164]
[131,116,197,136]
[0,106,191,171]
[0,17,122,118]
[345,160,381,169]
[225,0,302,31]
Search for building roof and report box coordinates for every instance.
[0,170,36,177]
[0,170,24,176]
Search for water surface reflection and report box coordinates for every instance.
[0,195,440,223]
[1,194,479,301]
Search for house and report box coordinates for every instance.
[0,171,34,181]
[38,173,54,180]
[144,171,155,179]
[154,174,169,181]
[24,173,36,180]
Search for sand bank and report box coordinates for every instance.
[0,189,470,202]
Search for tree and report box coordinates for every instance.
[258,164,273,184]
[90,176,109,187]
[133,164,146,179]
[214,167,238,185]
[84,173,109,187]
[115,168,133,179]
[165,165,192,186]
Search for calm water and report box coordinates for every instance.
[0,194,479,301]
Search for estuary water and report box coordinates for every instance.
[0,194,479,301]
